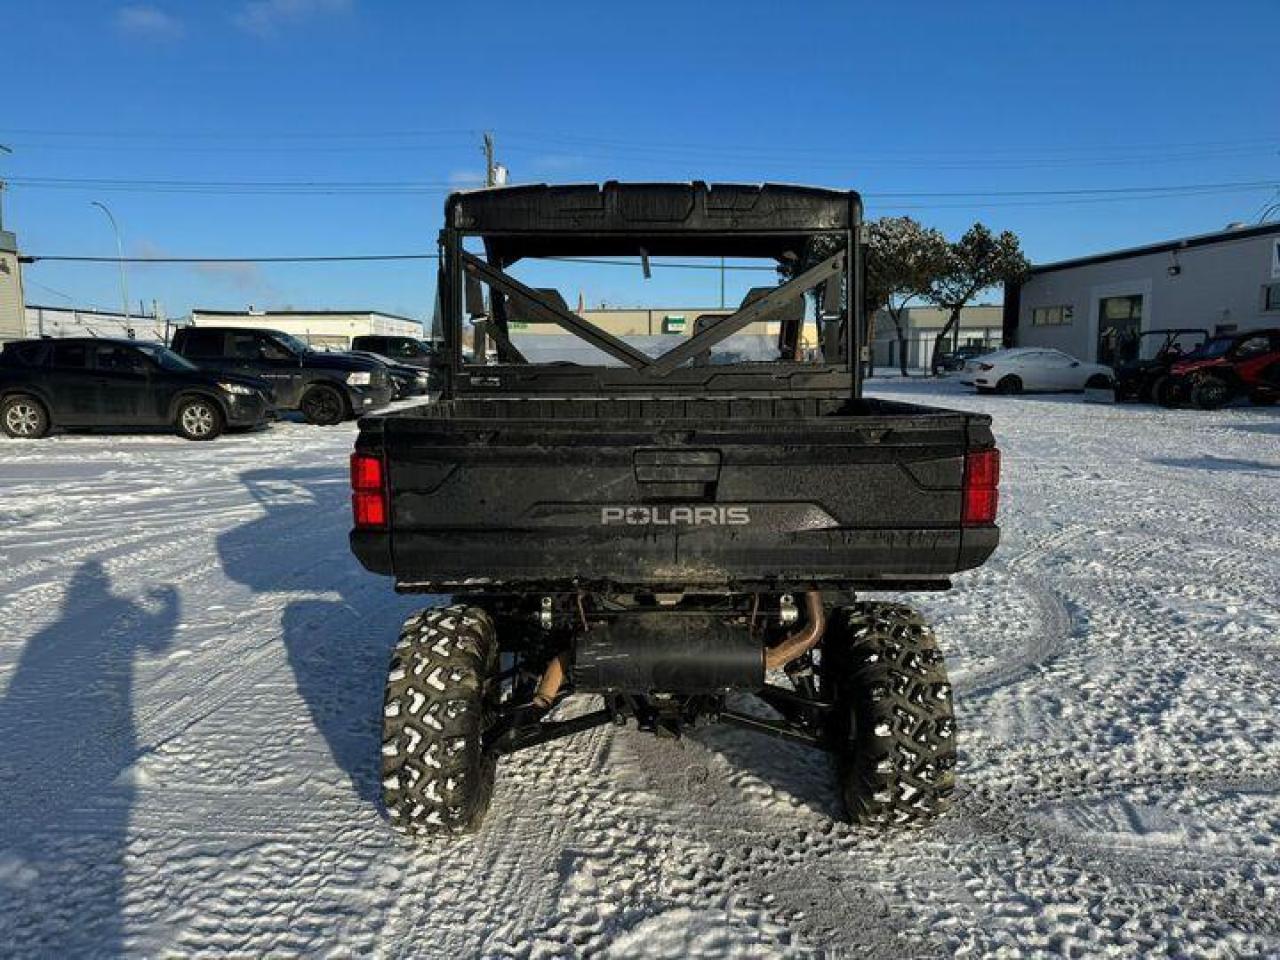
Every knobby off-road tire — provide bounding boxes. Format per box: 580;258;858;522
1190;375;1233;410
824;603;957;827
1151;374;1179;408
382;605;499;837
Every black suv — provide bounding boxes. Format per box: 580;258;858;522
171;326;394;424
0;337;273;440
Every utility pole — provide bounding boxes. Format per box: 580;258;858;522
90;200;130;324
0;144;11;228
482;132;508;187
483;132;496;187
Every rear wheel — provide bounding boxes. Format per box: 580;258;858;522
1;394;51;439
1152;374;1179;407
995;375;1022;395
382;605;499;837
175;396;224;441
1190;376;1233;410
823;603;957;826
1085;373;1112;390
299;384;347;425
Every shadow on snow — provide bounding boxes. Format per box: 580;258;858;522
0;561;178;957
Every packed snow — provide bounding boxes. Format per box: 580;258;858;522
1;380;1278;958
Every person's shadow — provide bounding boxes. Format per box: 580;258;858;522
0;561;177;958
215;467;424;812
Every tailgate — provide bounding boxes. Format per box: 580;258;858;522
351;403;998;590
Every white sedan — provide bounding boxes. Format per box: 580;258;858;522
966;347;1113;394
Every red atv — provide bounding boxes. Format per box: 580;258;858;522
1157;329;1280;409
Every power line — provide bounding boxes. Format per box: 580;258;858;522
20;251;777;271
22;252;441;264
3;176;474;195
4;174;1274;200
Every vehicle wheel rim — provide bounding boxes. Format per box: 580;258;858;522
6;403;40;436
182;404;214;436
306;391;340;422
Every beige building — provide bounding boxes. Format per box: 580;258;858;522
869;304;1004;370
507;305;819;349
189;309;424;349
0;207;24;343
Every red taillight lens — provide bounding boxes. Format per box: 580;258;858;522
350;452;387;529
963;448;1000;526
352;491;387;528
350;451;384;491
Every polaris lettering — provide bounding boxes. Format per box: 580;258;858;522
600;506;750;526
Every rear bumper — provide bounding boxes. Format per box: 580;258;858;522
350;525;1000;591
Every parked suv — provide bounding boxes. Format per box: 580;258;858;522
171;327;394;424
0;337;273;440
1159;328;1280;409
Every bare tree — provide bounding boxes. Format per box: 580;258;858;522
925;224;1029;375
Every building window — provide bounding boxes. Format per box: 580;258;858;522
1031;305;1073;326
1264;282;1280;312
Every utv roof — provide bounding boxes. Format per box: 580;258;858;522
446;181;861;262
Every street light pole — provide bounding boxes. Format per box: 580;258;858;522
90;200;130;323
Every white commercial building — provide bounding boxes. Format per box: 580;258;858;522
23;305;168;342
868;305;1004;370
188;309;424;349
1010;222;1280;366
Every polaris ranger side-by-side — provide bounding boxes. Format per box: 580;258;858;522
349;182;1001;835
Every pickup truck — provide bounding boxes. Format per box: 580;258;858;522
349;182;1001;837
170;325;394;424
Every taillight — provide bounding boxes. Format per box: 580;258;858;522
962;448;1000;526
350;451;388;529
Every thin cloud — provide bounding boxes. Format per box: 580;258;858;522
135;241;278;299
234;0;351;36
115;4;185;41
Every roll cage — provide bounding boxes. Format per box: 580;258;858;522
436;181;864;399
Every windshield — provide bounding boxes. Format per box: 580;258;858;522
1194;337;1235;359
136;342;198;371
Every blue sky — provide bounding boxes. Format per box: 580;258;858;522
2;0;1278;323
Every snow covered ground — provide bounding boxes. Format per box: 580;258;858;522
1;381;1278;958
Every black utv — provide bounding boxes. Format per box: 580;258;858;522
349;182;1001;835
1112;328;1208;403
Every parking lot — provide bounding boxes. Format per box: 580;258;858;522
1;381;1278;958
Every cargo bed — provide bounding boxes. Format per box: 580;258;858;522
351;396;999;591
